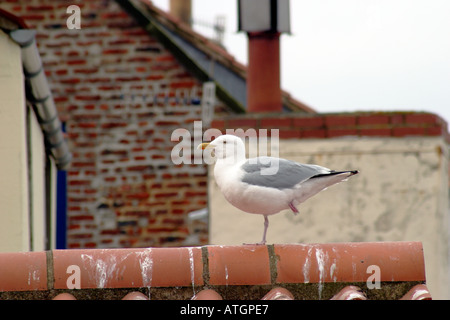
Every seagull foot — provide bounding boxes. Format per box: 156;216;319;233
243;241;266;246
289;202;299;215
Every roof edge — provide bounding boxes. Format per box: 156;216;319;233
0;241;426;294
0;8;29;30
116;0;245;114
117;0;315;114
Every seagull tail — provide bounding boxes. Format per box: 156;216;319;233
294;170;359;204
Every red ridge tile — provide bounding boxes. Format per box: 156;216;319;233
274;242;425;284
207;245;271;285
149;247;203;287
0;242;428;295
53;247;203;289
0;252;47;291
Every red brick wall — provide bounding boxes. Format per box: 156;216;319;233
212;112;449;141
3;0;218;248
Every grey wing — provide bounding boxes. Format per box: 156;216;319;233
240;157;330;189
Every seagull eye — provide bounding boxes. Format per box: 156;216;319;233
223;141;227;144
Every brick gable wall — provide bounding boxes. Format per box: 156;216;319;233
3;0;225;248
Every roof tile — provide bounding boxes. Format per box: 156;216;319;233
0;242;430;299
43;284;431;300
330;286;367;300
53;247;203;289
261;287;294;300
207;245;271;286
0;251;47;292
400;284;432;300
52;293;77;300
122;291;150;300
192;289;223;300
274;242;425;284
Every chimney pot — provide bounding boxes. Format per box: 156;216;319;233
247;32;282;113
169;0;192;26
238;0;290;113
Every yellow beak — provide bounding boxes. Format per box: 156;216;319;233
198;142;213;150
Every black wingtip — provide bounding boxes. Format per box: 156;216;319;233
311;170;359;179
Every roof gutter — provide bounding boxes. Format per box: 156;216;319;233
10;29;72;170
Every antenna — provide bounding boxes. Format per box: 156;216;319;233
192;15;226;45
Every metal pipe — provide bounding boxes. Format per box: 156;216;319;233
10;29;72;170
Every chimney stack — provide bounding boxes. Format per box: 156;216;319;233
247;31;281;113
238;0;290;113
170;0;192;26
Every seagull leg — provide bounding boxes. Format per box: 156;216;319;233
289;201;299;215
259;215;269;245
243;215;269;245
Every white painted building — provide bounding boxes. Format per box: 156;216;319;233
0;16;71;252
208;125;449;299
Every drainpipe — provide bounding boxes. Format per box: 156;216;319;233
10;29;72;170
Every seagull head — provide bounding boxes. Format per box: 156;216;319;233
198;134;246;162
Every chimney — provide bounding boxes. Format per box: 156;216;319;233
170;0;192;26
247;31;281;113
238;0;290;113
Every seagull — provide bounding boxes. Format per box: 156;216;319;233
198;134;359;245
